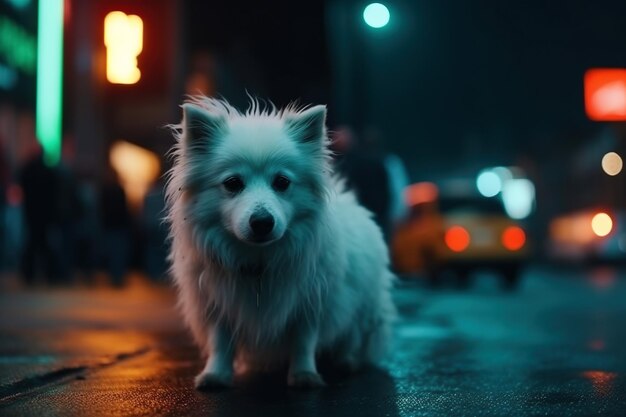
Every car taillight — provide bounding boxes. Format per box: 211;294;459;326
445;226;470;252
502;226;526;251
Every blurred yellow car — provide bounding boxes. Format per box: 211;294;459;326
392;184;528;288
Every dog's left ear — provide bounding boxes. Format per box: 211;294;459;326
285;105;327;145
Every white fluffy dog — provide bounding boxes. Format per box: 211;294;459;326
165;97;395;389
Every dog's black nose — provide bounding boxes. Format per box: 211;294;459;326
249;211;275;237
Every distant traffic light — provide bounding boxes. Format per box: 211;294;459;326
363;3;390;29
104;11;143;84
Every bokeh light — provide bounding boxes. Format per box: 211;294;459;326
502;179;535;219
601;152;623;176
363;3;390;28
492;166;513;182
404;182;439;206
476;170;502;197
585;68;626;121
591;212;613;237
502;226;526;251
104;11;143;84
445;226;470;252
110;141;160;210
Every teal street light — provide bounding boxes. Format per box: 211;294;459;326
363;3;390;29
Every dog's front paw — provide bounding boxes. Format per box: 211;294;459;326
288;371;326;388
194;371;233;390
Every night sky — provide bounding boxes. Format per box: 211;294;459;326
185;0;330;108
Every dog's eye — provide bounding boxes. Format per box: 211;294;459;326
272;175;291;192
222;176;245;193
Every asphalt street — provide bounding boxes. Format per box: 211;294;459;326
0;265;625;416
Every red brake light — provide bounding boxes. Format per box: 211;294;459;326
502;226;526;251
445;226;470;252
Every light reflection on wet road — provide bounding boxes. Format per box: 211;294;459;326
0;266;625;416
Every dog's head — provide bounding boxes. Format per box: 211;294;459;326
174;99;331;249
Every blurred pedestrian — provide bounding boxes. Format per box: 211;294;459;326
74;174;100;283
141;176;169;281
0;144;7;271
18;147;60;284
332;127;392;240
99;165;132;286
384;152;410;230
54;158;83;283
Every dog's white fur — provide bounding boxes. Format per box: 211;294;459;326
165;96;395;388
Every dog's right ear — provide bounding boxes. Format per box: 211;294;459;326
284;105;327;145
182;103;227;150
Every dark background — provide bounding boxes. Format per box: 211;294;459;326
185;0;626;179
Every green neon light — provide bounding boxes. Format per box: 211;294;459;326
36;0;64;166
0;17;37;74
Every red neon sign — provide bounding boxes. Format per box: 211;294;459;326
585;68;626;121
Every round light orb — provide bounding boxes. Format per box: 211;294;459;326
591;212;613;237
476;170;502;197
601;152;623;176
363;3;390;28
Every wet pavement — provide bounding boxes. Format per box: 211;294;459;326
0;266;625;416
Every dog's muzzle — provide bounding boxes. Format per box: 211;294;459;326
249;209;275;241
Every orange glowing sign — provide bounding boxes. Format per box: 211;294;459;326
584;68;626;121
104;11;143;84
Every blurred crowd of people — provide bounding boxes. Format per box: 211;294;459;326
0;146;168;287
0;126;408;287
